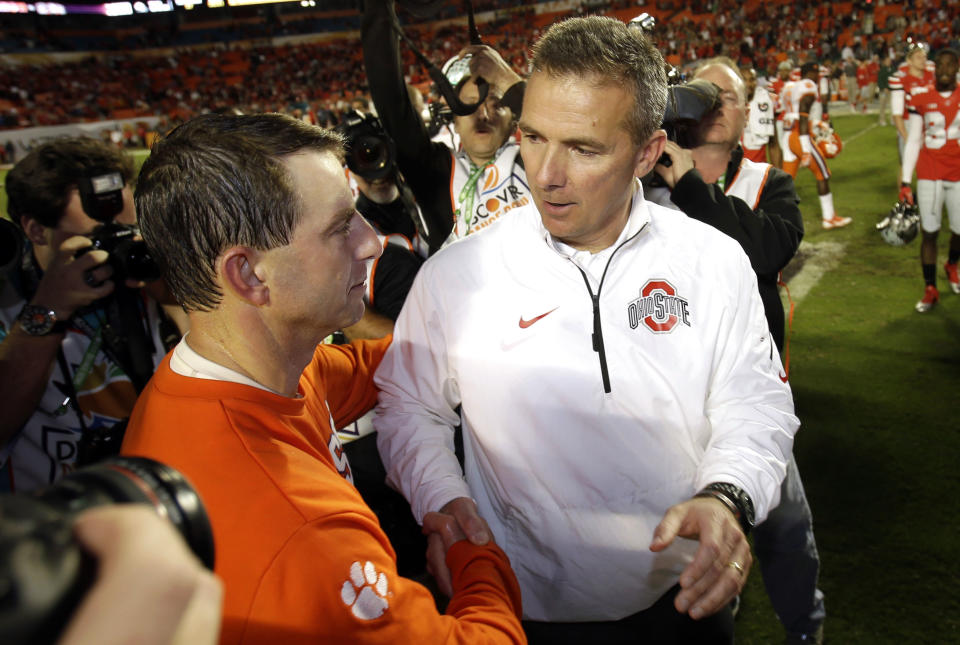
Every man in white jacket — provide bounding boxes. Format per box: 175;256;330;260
375;16;799;644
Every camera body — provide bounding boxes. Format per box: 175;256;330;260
0;457;214;645
85;221;162;283
75;171;161;283
337;111;398;181
661;78;723;150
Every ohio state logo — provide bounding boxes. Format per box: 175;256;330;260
627;279;691;333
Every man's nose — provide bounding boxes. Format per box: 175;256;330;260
536;146;566;189
353;212;382;262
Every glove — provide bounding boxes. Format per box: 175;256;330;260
899;183;914;205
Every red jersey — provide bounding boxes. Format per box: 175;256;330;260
908;85;960;181
890;66;936;117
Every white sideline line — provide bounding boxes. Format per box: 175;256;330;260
842;122;879;144
781;240;846;306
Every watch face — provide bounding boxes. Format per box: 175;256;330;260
20;305;57;335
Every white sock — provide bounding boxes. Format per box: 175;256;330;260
820;193;835;220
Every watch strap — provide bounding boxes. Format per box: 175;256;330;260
694;482;756;535
18;304;69;336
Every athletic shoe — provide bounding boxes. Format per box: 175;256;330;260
822;215;852;229
945;262;960;294
915;284;940;313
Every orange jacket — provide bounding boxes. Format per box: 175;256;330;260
122;339;524;644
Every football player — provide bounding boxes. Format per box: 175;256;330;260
780;62;851;229
900;48;960;312
740;66;776;163
891;42;935;151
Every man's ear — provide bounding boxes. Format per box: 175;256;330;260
634;129;668;178
20;215;49;246
220;247;269;306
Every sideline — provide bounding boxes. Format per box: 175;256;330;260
842;122;880;145
781;240;846;306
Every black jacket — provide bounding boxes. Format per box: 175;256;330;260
668;147;804;351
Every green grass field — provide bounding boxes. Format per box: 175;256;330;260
1;119;957;643
736;114;960;644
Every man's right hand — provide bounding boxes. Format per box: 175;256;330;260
899;183;915;206
31;235;116;321
422;497;492;597
440;496;491;545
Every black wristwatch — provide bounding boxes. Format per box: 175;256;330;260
694;482;756;535
18;304;68;336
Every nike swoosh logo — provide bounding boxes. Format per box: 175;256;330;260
778;371;788;383
519;307;558;329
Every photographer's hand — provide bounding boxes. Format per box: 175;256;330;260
460;44;522;96
32;235;116;321
58;505;223;645
0;235;119;446
653;141;696;189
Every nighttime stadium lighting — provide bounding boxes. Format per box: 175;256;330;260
104;2;133;16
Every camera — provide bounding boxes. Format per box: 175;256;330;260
75;171;161;283
85;221;162;283
0;456;215;645
661;78;723;150
337;111;398;181
0;217;25;276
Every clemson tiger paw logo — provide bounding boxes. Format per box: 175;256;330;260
340;561;389;620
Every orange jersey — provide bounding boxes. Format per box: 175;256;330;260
122;339;525;645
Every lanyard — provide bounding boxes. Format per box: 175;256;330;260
52;322;103;417
456;160;492;237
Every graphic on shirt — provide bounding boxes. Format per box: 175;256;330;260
627;279;691;334
518;307;558;328
909;86;960;181
474;165;529;231
327;410;354;483
340;561;389;620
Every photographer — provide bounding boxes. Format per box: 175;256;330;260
648;58;824;645
0;137;180;492
338;111;426;341
361;0;529;250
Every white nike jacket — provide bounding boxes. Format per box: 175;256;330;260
374;181;799;621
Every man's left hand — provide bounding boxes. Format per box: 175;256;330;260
649;496;751;619
653;141;696;189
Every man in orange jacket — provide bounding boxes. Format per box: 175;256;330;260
121;113;525;645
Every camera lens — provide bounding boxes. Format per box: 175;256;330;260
0;457;214;645
40;457;215;569
111;239;162;282
348;133;395;180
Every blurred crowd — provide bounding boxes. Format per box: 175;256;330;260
0;0;957;138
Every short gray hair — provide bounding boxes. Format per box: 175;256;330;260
530;16;667;145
